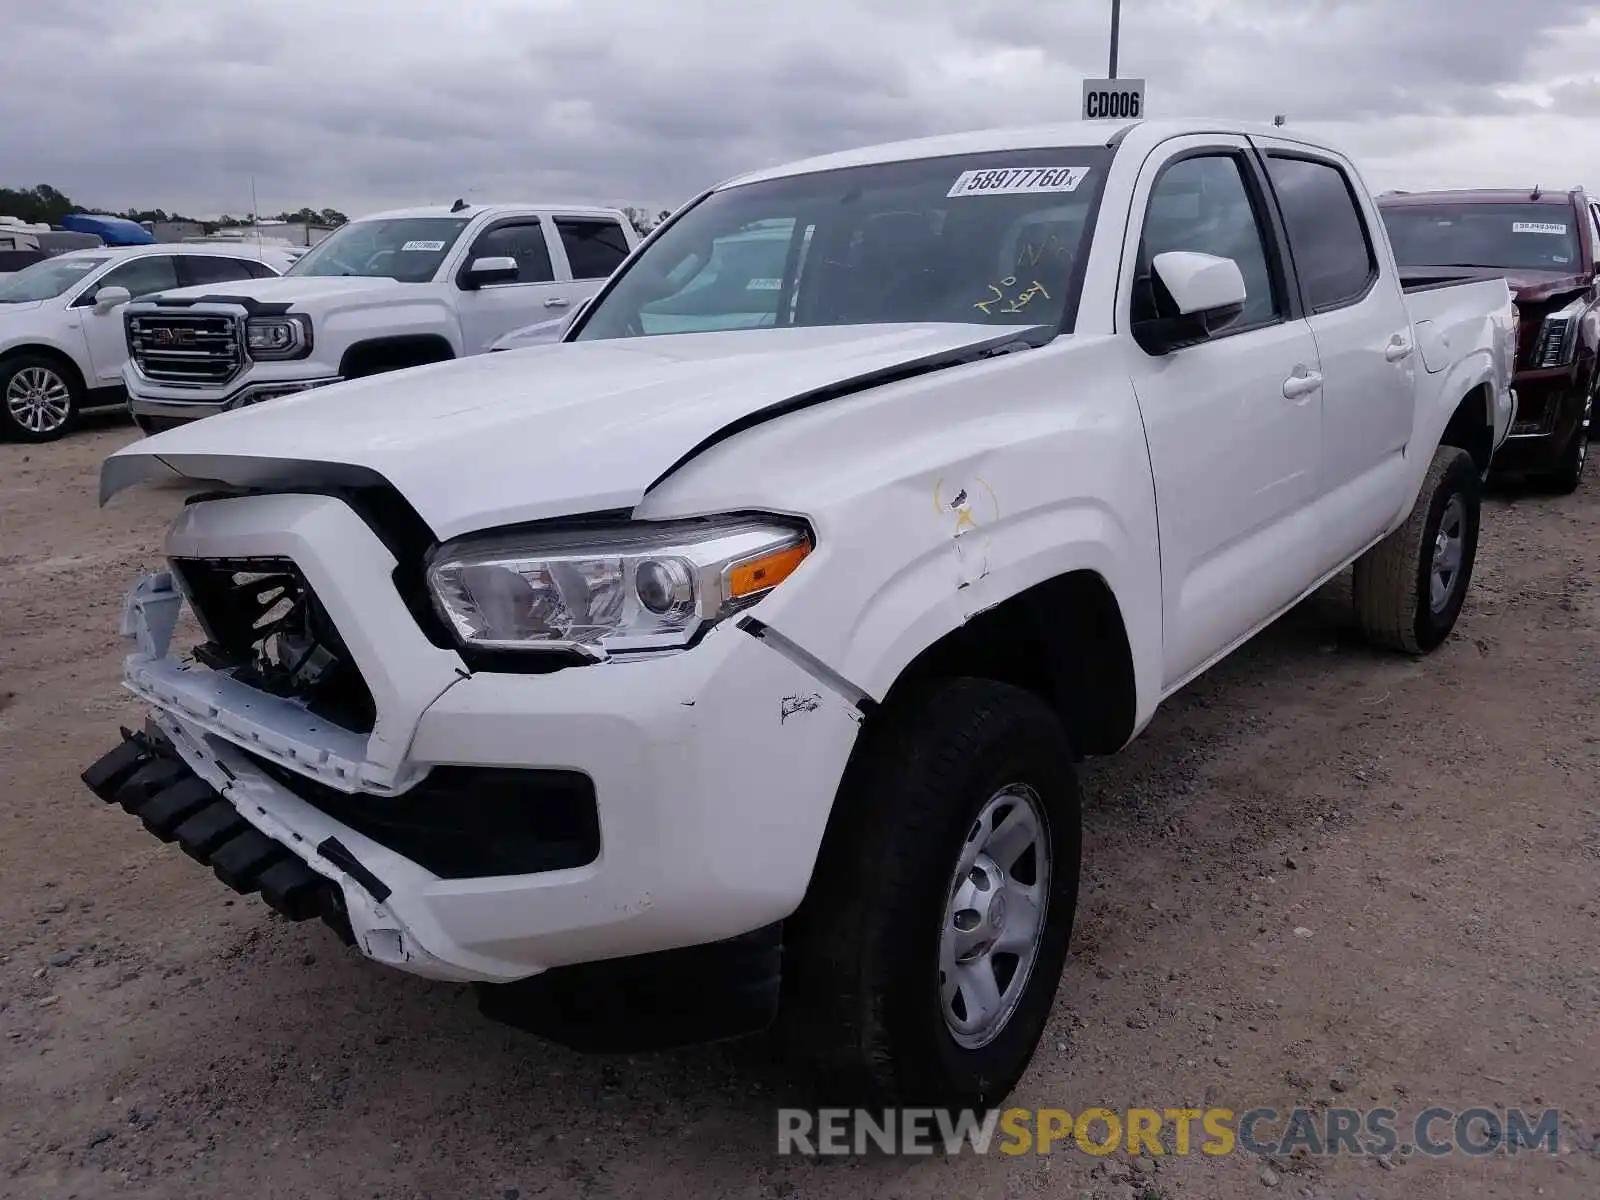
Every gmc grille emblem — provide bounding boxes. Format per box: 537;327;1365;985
151;327;195;346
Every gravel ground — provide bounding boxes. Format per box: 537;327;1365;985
1;419;1596;1200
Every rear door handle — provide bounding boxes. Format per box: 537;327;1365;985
1282;368;1324;400
543;296;570;308
1385;335;1413;362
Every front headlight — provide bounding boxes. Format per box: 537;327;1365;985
245;314;312;360
425;516;812;656
1531;297;1584;369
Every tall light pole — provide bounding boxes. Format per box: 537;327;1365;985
1108;0;1122;78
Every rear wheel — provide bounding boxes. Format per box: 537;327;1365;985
1;355;80;442
1353;444;1481;654
782;677;1082;1110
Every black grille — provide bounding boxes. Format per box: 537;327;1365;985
242;752;602;880
127;312;244;386
170;556;377;735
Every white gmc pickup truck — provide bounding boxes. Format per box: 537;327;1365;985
119;202;639;431
87;119;1515;1110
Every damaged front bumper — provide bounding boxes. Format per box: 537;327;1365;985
90;491;865;999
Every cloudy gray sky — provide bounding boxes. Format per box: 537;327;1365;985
7;0;1600;219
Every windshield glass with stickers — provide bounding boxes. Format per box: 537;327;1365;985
286;217;472;282
1380;203;1584;273
574;148;1112;339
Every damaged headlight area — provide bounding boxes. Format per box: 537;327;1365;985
425;516;812;656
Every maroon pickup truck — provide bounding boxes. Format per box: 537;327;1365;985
1378;187;1595;493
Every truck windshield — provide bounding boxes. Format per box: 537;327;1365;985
1381;203;1584;273
0;255;108;302
286;217;471;282
573;148;1111;340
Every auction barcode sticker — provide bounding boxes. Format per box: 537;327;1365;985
401;239;447;251
1512;222;1567;236
948;166;1089;198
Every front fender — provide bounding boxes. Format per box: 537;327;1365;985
636;335;1166;731
320;294;463;356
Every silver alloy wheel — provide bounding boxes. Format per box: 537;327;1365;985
1429;493;1465;613
5;366;72;435
939;783;1051;1049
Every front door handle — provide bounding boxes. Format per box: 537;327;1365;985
543;296;570;308
1384;335;1413;362
1282;368;1324;400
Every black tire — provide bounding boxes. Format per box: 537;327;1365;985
782;677;1082;1110
1352;444;1481;654
0;353;82;443
1536;401;1590;495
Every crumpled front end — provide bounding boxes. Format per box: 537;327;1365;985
82;487;864;1014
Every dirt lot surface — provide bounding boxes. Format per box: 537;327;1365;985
1;420;1596;1200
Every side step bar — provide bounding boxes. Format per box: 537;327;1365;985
81;726;354;940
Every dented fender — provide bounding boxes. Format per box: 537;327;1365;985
637;334;1167;731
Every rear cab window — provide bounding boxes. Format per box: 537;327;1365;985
1263;154;1377;311
555;218;632;280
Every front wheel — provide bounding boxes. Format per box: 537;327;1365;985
782;677;1082;1110
0;355;81;442
1353;444;1482;654
1537;395;1590;495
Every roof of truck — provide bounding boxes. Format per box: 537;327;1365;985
354;202;628;222
721;119;1353;188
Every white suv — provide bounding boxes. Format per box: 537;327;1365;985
0;244;295;442
120;203;640;431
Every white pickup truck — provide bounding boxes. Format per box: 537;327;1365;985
119;202;639;431
87;119;1515;1110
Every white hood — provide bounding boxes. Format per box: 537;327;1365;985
142;275;417;306
102;322;1045;540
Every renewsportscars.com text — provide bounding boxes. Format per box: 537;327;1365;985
777;1106;1562;1158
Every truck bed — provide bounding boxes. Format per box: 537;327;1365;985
1400;275;1516;376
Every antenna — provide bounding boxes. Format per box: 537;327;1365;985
450;197;469;213
1531;183;1542;200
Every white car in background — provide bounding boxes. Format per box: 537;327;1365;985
119;203;640;431
0;244;296;442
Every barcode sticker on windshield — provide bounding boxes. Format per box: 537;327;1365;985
401;239;446;251
1512;222;1567;235
948;167;1089;198
745;278;781;290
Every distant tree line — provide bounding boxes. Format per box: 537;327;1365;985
0;184;349;232
4;183;671;238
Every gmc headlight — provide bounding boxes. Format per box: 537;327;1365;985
246;315;312;360
1531;297;1584;369
426;516;812;656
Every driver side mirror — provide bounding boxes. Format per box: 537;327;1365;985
1132;251;1247;355
461;256;520;289
91;285;132;314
